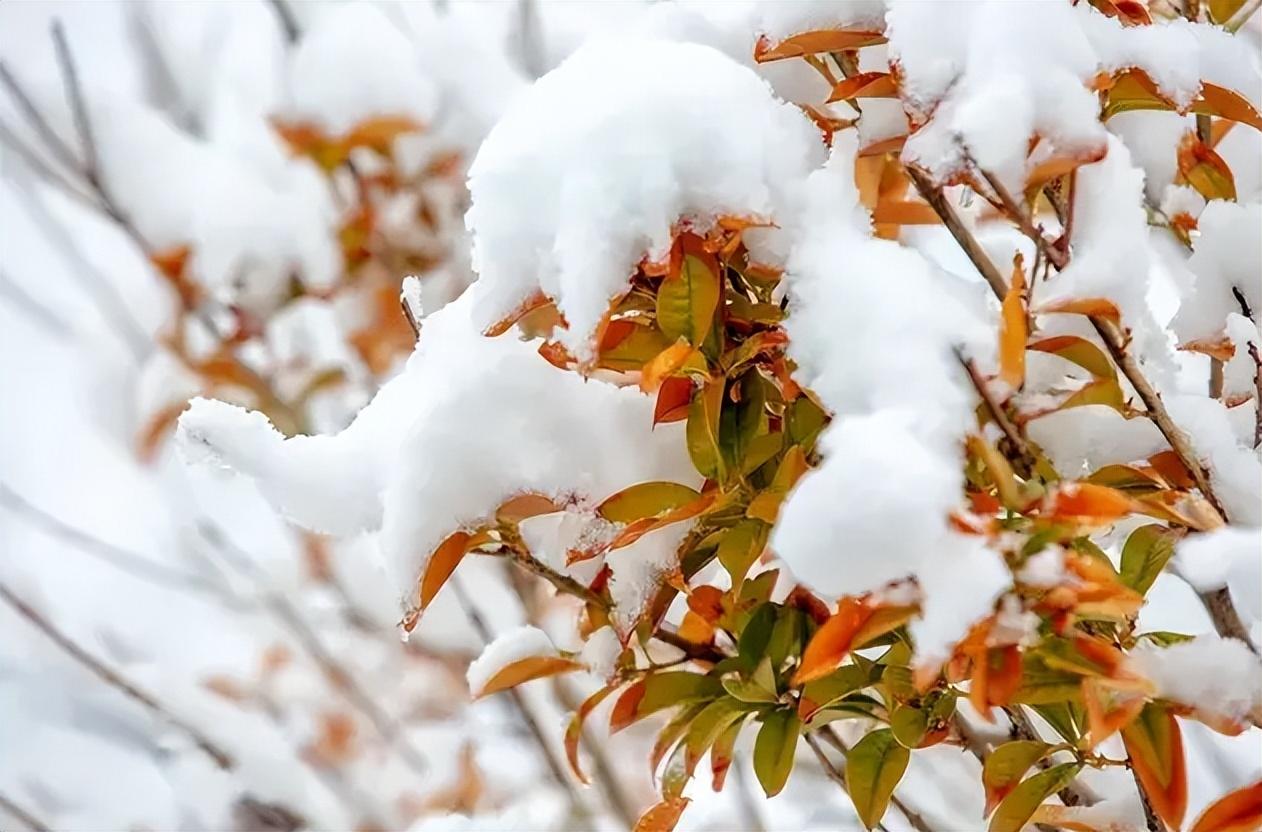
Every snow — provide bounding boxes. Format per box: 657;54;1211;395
1178;527;1262;622
1130;635;1262;723
283;3;438;135
465;38;824;357
1172;201;1262;345
578;626;623;681
178;291;701;613
466;625;557;697
1167;394;1262;527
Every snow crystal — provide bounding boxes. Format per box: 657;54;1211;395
465;38;824;357
1178;527;1262;622
1130;635;1262;723
466;625;558;697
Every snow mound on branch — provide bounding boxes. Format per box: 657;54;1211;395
466;626;557;696
1178;527;1262;622
1171;200;1262;344
772;135;1005;665
1130;635;1262;723
755;0;887;40
284;3;438;134
178;291;700;612
892;0;1261;189
465;39;825;357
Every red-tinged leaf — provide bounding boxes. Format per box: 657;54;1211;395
1090;0;1153;25
1083;676;1148;748
754;30;887;62
983;740;1051;817
710;717;746;791
473;654;584;698
598;481;703;524
609;679;647;733
1036;296;1122;326
655;376;693;425
537;339;575;369
641;339;697;393
1042;482;1135;525
1191;781;1262;832
634;797;690;832
970;645;1023;718
485;290;553;337
1178;131;1237;202
418;531;473;611
794;596;872;685
827;71;897;102
850;605;917;652
1123;703;1188;832
1147;451;1196;490
1000;253;1027;391
1028;335;1117;381
604;493;716;553
496;493;564;524
1195;83;1262;133
686;585;725;623
565;684;618;784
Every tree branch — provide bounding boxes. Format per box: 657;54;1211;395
0;791;51;832
0;581;234;769
906;166;1008;300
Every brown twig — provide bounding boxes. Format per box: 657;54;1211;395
0;581;234;769
907;166;1009;300
0;791;52;832
956;350;1036;471
979;168;1066;271
818;728;936;832
266;0;301;44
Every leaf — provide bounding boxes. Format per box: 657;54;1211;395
598;482;704;524
989;763;1083;832
828;72;898;102
1028;335;1117;382
890;704;928;749
710;716;748;791
982;741;1051;817
473;654;584;698
1122;703;1188;832
599;324;673;371
747;444;811;522
871;200;942;226
658;254;721;346
655;376;693;425
684;698;750;773
496;493;564;525
1191;781;1262;832
799;664;877;721
738;603;778;668
418;531;473;611
754;29;887;62
604;492;715;553
1042;483;1134;526
641;339;698;393
651;702;707;774
1036;297;1122;326
1208;0;1249;24
610;679;648;733
753;709;801;797
717;519;770;583
686;381;725;480
1178;131;1237;202
1119;524;1176;596
634;672;724;724
565;684;617;784
846;729;911;830
1194;83;1262;132
634;797;690;832
795;597;873;684
1000;253;1027;391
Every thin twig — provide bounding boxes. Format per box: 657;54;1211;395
266;0;301;44
0;791;51;832
0;61;81;169
0;118;98;207
448;576;596;827
978;168;1066;270
0;581;234;769
956;350;1036;471
0;268;73;339
906;166;1008;299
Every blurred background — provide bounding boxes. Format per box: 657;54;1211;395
0;2;857;830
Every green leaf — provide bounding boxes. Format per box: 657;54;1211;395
740;569;779;605
890;704;928;749
1029;702;1085;745
686;382;725;480
723;675;779;705
1012;654;1086;706
651;702;707;774
988;763;1082;832
1120;524;1176;596
658;254;721;346
710;714;748;790
684;698;751;772
1137;631;1195;647
846;729;910;830
982;740;1050;816
660;736;692;800
598;482;703;524
786;396;827;448
738;603;777;669
800;664;877;718
767;607;807;670
753;708;800;797
640;672;723;718
720;371;768;469
599;325;672;371
717;519;770;583
1028;335;1116;382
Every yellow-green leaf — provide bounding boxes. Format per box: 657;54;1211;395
658;254;721;346
1120;524;1176;596
686;382;725;480
753;709;800;797
717;518;770;583
982;740;1051;817
846;728;910;830
989;763;1082;832
1028;335;1117;382
598;481;703;524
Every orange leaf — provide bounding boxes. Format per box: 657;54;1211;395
565;684;617;784
828;71;897;102
794;596;872;685
1179;335;1237;362
871;200;942;226
1083;676;1147;748
473;655;584;698
634;797;691;832
1036;297;1122;326
1123;705;1188;832
485;290;553;337
754;30;887;62
1025;148;1106;192
687;585;725;623
1147;451;1196;490
609;679;647;734
677;610;716;644
1195;83;1262;133
605;493;716;553
1190;781;1262;832
999;253;1027;392
1042;482;1135;525
859;134;908;157
342;115;423;155
418;531;473;611
1178;131;1237;202
641;339;697;393
654;376;693;425
496;493;564;524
